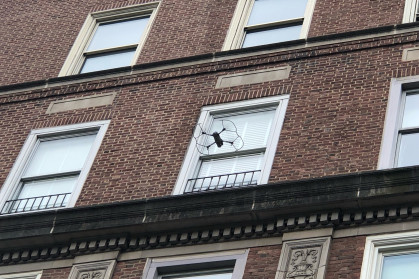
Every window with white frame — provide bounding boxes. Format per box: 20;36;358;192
0;271;42;279
0;121;109;214
143;250;248;279
59;3;159;76
360;231;419;279
223;0;316;50
394;91;419;167
173;96;289;195
403;0;419;23
378;76;419;169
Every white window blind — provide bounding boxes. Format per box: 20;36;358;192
12;133;96;212
193;108;275;189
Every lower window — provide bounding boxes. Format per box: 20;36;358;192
144;250;248;279
360;231;419;279
381;252;419;279
0;121;110;214
0;271;42;279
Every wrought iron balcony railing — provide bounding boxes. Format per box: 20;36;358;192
184;170;261;193
1;193;71;215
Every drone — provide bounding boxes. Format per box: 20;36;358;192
193;119;244;155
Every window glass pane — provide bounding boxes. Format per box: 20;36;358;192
198;153;263;178
242;25;302;48
11;176;77;212
87;17;150;51
382;253;419;279
402;93;419;128
80;49;136;73
247;0;308;26
207;109;275;154
397;133;419;167
24;134;96;177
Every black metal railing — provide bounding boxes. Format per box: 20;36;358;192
184;170;261;193
1;193;71;214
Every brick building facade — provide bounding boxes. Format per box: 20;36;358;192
1;0;419;278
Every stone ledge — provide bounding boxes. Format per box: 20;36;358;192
1;166;419;252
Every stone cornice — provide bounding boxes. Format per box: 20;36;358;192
1;166;419;260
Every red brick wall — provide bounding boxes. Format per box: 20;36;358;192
41;267;71;279
0;0;408;87
243;245;282;279
325;236;366;279
0;36;417;204
309;0;405;37
113;259;147;279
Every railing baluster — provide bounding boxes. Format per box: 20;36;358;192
0;193;72;215
184;170;261;194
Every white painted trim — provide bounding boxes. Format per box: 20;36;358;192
222;0;317;50
360;231;419;279
378;75;419;169
403;0;418;23
0;120;110;214
0;271;42;279
172;95;289;195
143;249;249;279
59;3;160;76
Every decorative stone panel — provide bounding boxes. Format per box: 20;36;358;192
275;237;331;279
215;66;291;88
68;260;116;279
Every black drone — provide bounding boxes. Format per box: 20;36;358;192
193;119;244;155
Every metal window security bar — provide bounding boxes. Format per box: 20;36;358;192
184;170;261;193
1;192;71;214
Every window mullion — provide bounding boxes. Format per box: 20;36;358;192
245;17;304;30
84;43;139;56
21;170;81;182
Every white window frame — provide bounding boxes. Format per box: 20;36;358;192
0;271;42;279
143;250;248;279
403;0;419;23
173;95;289;195
0;120;110;214
59;3;160;76
222;0;317;50
360;231;419;279
378;75;419;169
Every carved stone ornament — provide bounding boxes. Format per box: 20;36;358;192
68;260;116;279
79;271;105;279
286;248;320;279
276;237;331;279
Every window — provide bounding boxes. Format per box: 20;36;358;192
360;231;419;279
403;0;419;23
174;96;289;195
0;271;42;279
143;250;248;279
394;91;419;167
0;121;109;214
59;3;159;76
378;76;419;169
223;0;316;50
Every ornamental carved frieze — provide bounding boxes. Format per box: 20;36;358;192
286;248;320;279
68;260;116;279
79;271;105;279
276;237;331;279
